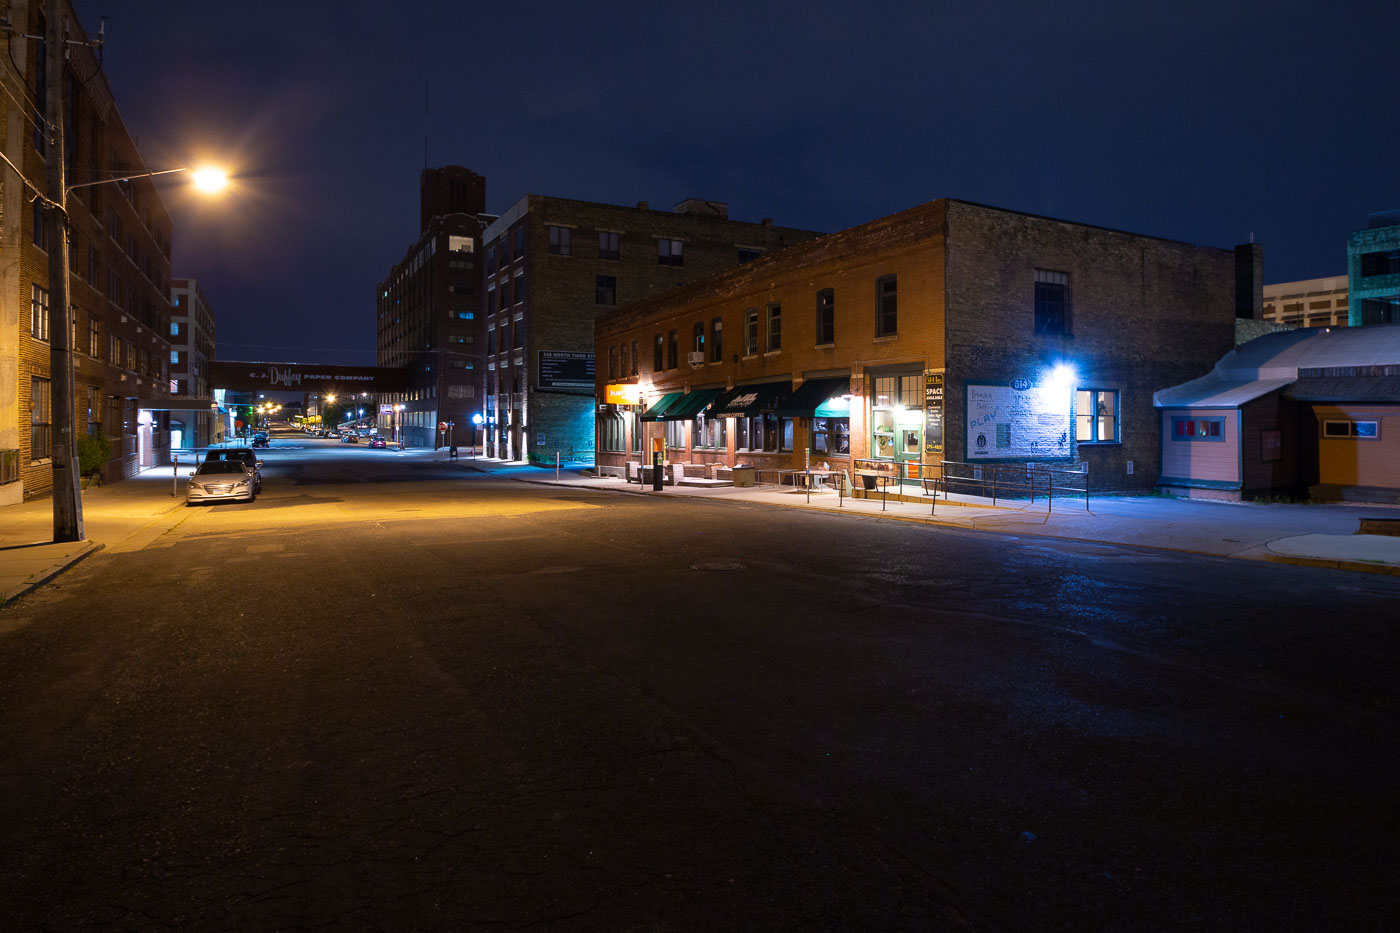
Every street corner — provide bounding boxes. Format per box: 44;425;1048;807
1262;533;1400;576
1;540;104;609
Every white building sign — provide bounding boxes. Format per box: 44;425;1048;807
965;382;1073;460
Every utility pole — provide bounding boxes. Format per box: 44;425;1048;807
45;0;83;541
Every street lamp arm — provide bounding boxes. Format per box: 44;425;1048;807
66;167;191;193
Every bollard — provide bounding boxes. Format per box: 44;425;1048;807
556;451;561;481
173;453;179;498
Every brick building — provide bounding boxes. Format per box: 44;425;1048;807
1;0;176;505
169;278;220;448
1262;276;1348;328
595;199;1261;493
478;196;820;461
376;166;495;448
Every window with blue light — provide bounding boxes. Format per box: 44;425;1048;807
1075;389;1118;443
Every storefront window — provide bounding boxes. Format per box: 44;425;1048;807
812;417;850;455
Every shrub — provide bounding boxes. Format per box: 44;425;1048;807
76;433;112;477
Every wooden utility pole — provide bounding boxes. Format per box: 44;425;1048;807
45;0;83;541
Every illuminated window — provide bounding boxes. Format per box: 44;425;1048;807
1322;419;1379;439
1075;389;1119;443
1171;416;1224;441
30;285;49;342
30;377;52;460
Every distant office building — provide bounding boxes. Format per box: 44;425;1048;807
479;196;820;461
1262;276;1349;328
1;0;177;504
376;166;496;448
169;278;220;447
1347;211;1400;326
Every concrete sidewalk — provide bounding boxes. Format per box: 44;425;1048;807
465;457;1400;577
1;466;190;607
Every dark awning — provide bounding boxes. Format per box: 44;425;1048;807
708;381;793;418
774;377;850;417
655;387;724;422
639;392;683;421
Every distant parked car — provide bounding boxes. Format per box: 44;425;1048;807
186;460;255;505
251;432;269;447
340;432;358;443
368;436;387;449
203;448;263;492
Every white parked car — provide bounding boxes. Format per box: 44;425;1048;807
186;460;256;505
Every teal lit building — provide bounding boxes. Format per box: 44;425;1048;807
1348;211;1400;326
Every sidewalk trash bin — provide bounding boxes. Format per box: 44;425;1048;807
861;473;877;491
732;465;756;487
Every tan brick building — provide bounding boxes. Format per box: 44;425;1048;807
2;0;176;504
595;199;1259;493
479;196;819;461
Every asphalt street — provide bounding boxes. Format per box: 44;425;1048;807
1;432;1396;931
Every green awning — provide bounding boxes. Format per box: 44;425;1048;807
654;387;724;422
639;392;683;422
774;377;850;417
708;381;793;418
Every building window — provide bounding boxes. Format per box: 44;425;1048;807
665;419;687;449
547;225;571;255
766;303;782;352
514;273;526;304
737;247;762;263
608;345;618;379
1322;419;1379;439
33;202;47;250
631;339;640;376
1360;297;1400;325
86;386;100;438
744;308;758;356
599;231;620;260
815;288;835;345
171;349;180;364
653;334;664;372
693;413;726;449
89;320;100;357
30;377;52;460
692;322;705;354
1075;389;1119;443
1034;269;1071;336
657;238;684;266
513;320;523;349
1171;416;1224;441
596;275;617;306
514;228;525;258
454;310;474;320
710;317;723;362
598;412;626;452
875;275;897;337
812;417;851;455
667;329;679;369
486;247;496;274
1359;249;1400;277
487;286;496;314
449;334;473;345
30;285;49;341
487;328;496;354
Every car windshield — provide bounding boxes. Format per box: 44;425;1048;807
197;461;248;475
205;451;255;463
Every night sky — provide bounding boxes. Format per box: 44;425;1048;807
72;0;1399;365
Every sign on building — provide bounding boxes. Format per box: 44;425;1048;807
965;381;1072;460
537;351;595;394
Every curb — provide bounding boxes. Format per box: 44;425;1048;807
1257;553;1400;577
1;541;105;609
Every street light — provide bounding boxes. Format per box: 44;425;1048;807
35;1;229;541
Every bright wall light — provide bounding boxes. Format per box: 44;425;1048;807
1047;363;1076;389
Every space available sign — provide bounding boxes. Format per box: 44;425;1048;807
965;381;1072;460
537;351;595;393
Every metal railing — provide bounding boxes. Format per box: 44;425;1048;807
851;458;1090;512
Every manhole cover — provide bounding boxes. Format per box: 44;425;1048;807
691;561;745;572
